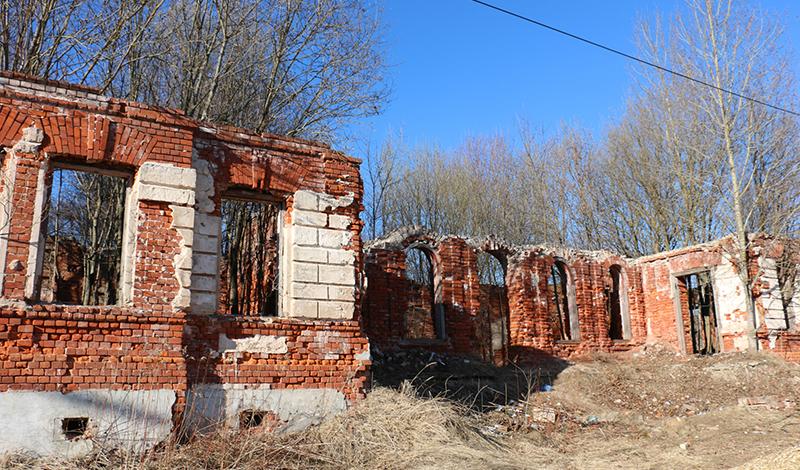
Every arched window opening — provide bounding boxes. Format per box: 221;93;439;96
548;260;578;341
477;251;509;365
404;246;444;340
607;265;631;340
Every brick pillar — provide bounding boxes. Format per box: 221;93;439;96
0;126;45;300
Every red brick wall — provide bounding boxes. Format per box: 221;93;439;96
758;331;800;362
185;317;370;401
0;306;184;393
364;233;647;364
0;72;370;428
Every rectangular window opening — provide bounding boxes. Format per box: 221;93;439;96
219;196;280;316
41;166;128;305
61;417;89;440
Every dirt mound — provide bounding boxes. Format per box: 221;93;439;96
538;349;800;418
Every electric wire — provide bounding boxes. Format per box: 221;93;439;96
470;0;800;117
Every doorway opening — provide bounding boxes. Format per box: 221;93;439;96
477;251;509;365
677;272;719;355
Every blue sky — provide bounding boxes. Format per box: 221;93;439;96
349;0;800;153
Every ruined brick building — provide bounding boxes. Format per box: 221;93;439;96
363;227;800;365
0;73;799;457
0;73;368;455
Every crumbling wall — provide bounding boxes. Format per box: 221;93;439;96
364;228;800;363
363;229;482;356
636;236;800;356
0;72;368;457
364;228;646;363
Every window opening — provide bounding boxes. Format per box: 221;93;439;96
41;167;127;305
477;251;509;365
61;417;89;440
607;265;628;340
219;196;280;316
404;247;444;339
548;260;576;341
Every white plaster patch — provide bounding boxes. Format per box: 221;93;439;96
12;126;44;154
218;333;288;354
0;389;175;457
354;349;371;361
714;255;752;350
185;385;346;434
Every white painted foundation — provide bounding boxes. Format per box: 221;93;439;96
0;389;176;457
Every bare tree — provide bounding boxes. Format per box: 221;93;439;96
633;0;800;345
1;0;388;143
362;134;400;240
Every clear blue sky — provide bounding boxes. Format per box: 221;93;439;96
349;0;800;153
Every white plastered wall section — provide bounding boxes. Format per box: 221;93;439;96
757;255;798;331
0;389;176;457
713;252;753;351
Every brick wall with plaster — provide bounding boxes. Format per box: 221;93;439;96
0;72;368;457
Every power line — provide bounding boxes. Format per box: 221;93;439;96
469;0;800;117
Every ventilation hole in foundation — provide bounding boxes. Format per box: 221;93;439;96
62;417;88;440
239;410;266;429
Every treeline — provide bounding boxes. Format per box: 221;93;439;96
364;0;800;260
0;0;387;141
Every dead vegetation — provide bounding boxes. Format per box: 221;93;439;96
3;350;800;470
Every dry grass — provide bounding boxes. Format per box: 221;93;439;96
1;384;525;470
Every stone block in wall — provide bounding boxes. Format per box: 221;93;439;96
295;247;328;263
193;234;218;254
328;249;355;266
192;274;217;292
318;228;351;249
195;213;221;237
293;209;327;227
292;226;319;247
193;253;218;276
191;291;217;314
138;184;195;206
328;214;351;230
288;299;319;318
318;300;355;319
171;205;195;229
138;162;197;190
293;190;319;211
319;264;355;286
328;286;355;301
291;282;328;300
293;263;319;283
